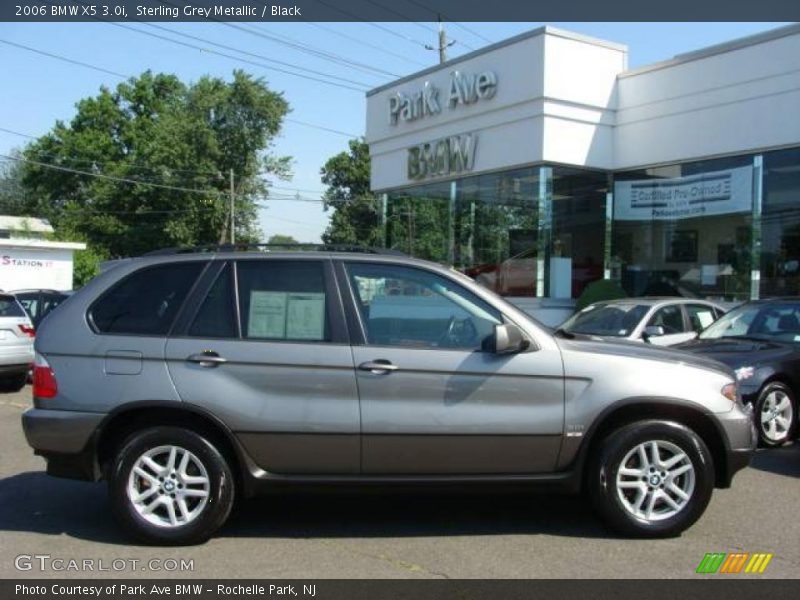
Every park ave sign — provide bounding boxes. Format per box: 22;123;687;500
388;70;498;125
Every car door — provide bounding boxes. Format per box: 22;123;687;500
643;304;696;346
164;258;361;475
339;260;564;475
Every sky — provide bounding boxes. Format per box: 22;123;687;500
0;20;788;242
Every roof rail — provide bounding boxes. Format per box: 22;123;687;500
142;243;407;257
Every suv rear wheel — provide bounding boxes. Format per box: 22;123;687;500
589;420;714;537
109;426;235;545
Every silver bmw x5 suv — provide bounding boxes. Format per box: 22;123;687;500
22;246;756;544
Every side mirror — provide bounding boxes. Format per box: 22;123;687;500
642;325;665;341
485;323;530;354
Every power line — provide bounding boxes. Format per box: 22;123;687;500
309;0;430;49
1;125;332;196
304;22;428;68
106;22;367;92
221;22;400;79
358;0;477;52
357;0;438;35
284;118;359;138
151;0;399;79
0;38;128;79
1;154;328;201
399;0;493;45
138;22;374;88
0;153;221;196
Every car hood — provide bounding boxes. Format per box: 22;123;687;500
557;335;735;379
676;337;794;368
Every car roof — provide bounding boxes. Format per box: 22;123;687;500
592;297;723;308
118;248;442;270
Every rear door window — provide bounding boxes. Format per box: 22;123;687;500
686;304;717;333
90;262;205;335
236;260;329;342
188;264;238;339
647;305;686;334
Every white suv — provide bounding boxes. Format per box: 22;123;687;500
0;292;35;391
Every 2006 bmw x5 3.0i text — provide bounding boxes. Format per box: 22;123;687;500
22;247;756;544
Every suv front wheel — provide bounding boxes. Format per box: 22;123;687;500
589;420;714;537
109;426;235;545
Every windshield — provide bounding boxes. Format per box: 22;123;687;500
561;303;650;337
699;303;800;342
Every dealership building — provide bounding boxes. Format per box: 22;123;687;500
365;24;800;321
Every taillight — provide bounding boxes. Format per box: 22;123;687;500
33;353;58;399
18;324;35;338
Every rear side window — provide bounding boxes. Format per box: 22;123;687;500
237;260;329;342
189;264;237;338
686;304;717;333
0;296;25;317
90;262;205;335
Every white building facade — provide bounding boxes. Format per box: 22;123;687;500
0;217;85;291
366;24;800;320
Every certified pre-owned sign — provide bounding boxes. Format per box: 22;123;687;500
389;71;497;125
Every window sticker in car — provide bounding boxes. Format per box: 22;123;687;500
286;293;326;340
247;291;326;340
248;291;288;338
697;311;714;329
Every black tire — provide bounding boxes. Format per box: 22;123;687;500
754;382;797;448
588;420;714;538
0;372;27;393
109;426;235;545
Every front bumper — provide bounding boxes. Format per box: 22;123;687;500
715;402;758;487
22;408;105;481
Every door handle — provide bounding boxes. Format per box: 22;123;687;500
358;360;398;374
186;351;228;368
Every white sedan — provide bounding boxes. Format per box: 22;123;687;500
559;297;727;346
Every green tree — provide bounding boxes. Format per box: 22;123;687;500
13;70;290;258
267;234;298;245
320;139;382;247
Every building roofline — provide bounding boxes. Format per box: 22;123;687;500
366;25;627;97
619;22;800;79
0;239;86;251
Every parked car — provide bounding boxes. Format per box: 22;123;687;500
11;289;71;329
559;298;726;346
0;292;35;392
678;298;800;447
22;246;755;544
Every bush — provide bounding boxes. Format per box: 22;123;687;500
576;279;627;311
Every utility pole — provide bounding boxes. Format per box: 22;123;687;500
425;15;455;64
229;168;235;245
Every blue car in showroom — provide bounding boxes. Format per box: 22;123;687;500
678;298;800;447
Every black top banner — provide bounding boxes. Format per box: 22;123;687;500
3;0;800;22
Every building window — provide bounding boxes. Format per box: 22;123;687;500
612;155;755;301
551;168;608;298
761;147;800;297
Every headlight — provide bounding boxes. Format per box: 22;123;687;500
734;366;755;381
721;382;738;402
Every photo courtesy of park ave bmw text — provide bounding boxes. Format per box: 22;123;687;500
0;1;799;598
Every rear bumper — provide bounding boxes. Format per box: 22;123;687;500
716;403;758;487
0;363;29;376
22;408;105;481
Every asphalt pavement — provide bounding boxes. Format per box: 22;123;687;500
1;386;798;579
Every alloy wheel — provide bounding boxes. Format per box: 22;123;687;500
126;445;211;528
615;440;696;522
760;389;794;443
